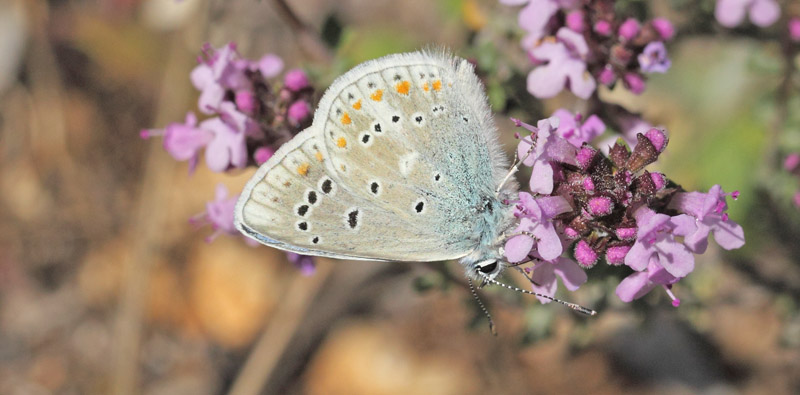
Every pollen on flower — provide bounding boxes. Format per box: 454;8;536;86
352;100;362;110
575;240;598;267
606;245;631;265
432;80;442;91
297;163;310;176
588;196;614;216
423;82;430;91
395;80;410;95
370;89;383;101
341;112;351;125
336;137;347;148
315;150;324;161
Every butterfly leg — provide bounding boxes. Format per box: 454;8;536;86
494;140;536;197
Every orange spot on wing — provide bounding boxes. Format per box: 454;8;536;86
352;99;362;110
296;163;310;176
432;80;442;91
336;137;347;148
341;112;351;125
423;82;430;91
395;80;410;95
370;89;383;101
315;150;323;161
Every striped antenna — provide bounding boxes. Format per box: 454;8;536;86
476;271;597;316
468;277;497;336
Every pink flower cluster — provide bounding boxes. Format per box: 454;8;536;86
141;42;317;273
501;0;675;98
503;111;745;305
141;42;314;174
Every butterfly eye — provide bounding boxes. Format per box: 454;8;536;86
477;260;498;274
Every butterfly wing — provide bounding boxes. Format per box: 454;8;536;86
235;51;512;261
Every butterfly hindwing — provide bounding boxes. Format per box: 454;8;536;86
236;51;511;261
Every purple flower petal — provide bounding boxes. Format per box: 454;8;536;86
257;54;284;78
533;221;563;260
505;235;534;262
654;234;695;277
552;257;587;291
616;270;656;302
527;58;569;99
518;0;560;48
710;218;745;250
625;238;651;271
749;0;780;27
530;159;555;194
715;0;749;27
531;261;558;303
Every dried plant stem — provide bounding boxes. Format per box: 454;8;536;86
110;36;197;395
227;262;333;395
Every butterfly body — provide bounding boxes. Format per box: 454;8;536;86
235;51;518;279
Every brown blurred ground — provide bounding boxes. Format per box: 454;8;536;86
0;0;798;394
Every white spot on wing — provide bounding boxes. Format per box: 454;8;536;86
399;152;419;177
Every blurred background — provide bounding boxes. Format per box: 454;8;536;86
1;0;799;394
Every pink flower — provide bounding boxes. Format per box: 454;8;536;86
565;10;585;32
618;18;641;41
190;43;251;114
515;117;577;194
200;102;255;172
651;18;675;40
625;207;696;278
594;20;612;36
235;91;256;113
529;257;587;304
254;146;274;165
574;240;598;267
785;153;800;172
527;27;597;99
551;108;606;147
284;69;310;92
668;185;746;253
287;100;312;124
638;42;671;74
715;0;780;28
256;54;284;78
142;112;212;174
501;0;579;48
504;193;572;262
790;18;800;42
191;184;239;242
616;256;681;304
624;73;645;94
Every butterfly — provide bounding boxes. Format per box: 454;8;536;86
234;50;518;281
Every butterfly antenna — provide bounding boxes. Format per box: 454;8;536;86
476;271;597;316
468;277;497;336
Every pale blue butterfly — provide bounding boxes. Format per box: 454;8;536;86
234;51;594;317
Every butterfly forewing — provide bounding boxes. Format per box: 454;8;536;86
236;52;510;262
